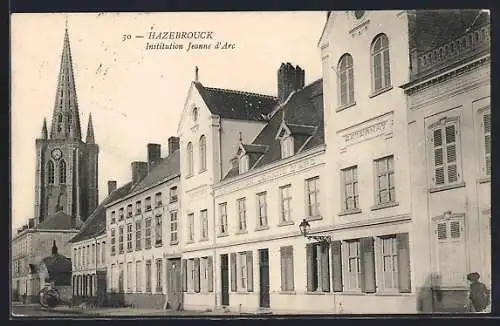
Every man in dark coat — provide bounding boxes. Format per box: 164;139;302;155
466;272;490;313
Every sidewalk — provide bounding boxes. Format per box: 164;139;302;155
47;306;242;317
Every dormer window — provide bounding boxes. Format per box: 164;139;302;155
281;136;294;159
239;154;249;174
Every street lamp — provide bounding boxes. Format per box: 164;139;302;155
299;219;332;244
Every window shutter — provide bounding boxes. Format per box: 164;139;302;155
287;246;295;291
331;241;343;292
194;258;200;293
306;244;314;292
207;256;214;292
397;233;411;293
280;247;286;291
181;259;187;292
321;244;330;292
360;237;376;293
230;253;237;292
246;251;253;292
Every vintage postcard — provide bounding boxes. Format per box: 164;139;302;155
10;10;491;317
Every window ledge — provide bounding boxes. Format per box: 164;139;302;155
479;176;491;184
305;291;330;295
235;230;248;235
234;291;252;295
254;225;270;232
198;238;209;242
306;215;323;222
279;291;296;295
170;241;179;245
340;290;363;295
185;174;193;179
336;102;357;112
185;240;195;244
369;85;393;98
375;291;413;296
370;201;399;211
199;168;207;174
337;208;362;216
154;243;163;248
145;208;152;212
127;249;133;253
217;233;229;238
429;181;466;193
135;248;142;252
277;220;295;227
145;246;152;250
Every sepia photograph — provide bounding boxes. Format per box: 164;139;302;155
10;10;491;317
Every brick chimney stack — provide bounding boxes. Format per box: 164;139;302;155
168;136;180;156
107;180;117;195
277;63;305;104
147;143;161;170
131;161;148;184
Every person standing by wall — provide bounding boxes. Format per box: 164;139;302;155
465;272;490;313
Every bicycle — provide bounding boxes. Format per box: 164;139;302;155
39;286;60;308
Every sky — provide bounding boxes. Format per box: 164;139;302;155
11;12;326;230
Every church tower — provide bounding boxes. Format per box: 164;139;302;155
33;24;99;226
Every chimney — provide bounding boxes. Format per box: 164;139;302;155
231;156;239;170
168;136;180;156
107;180;117;195
131;161;148;184
277;63;305;103
147;143;161;170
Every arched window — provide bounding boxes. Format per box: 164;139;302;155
57;114;63;132
192;107;198;122
67;113;72;133
371;34;391;92
187;142;193;176
199;135;207;172
338;54;355;106
47;160;55;184
59;160;67;184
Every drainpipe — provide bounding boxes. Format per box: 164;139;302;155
212;116;223;310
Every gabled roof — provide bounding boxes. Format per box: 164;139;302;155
34;211;77;230
68;181;134;243
239;144;268;155
223;78;324;180
277;123;317;139
194;82;278;122
129;149;180;194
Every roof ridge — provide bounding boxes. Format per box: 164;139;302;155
204;86;277;100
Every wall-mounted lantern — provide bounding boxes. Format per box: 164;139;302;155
299;219;332;244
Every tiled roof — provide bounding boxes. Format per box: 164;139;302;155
223;79;324;179
194;82;278;122
68;181;134;243
129;149;180;194
34;211;77;230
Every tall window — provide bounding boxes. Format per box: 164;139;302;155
135;201;142;215
342;166;359;211
101;241;106;263
371;34;391;92
346;240;361;290
188;213;194;241
219;203;228;234
338;53;354;106
135;221;142;251
127;204;133;218
91;244;95;265
96;243;100;265
118;226;124;254
199;135;207;172
169;186;178;203
156;259;163;293
239;154;249;174
126;223;133;251
279;185;292;222
135;261;142;292
374;156;396;205
280;246;294;291
57;113;63;132
145;260;152;292
47;161;55;184
306;243;330;292
237;198;247;231
238;252;247;289
481;110;491;176
430;118;461;186
127;262;133;292
119;208;124;221
170;211;178;243
256;192;268;227
187;142;194;176
145;197;152;211
59;160;66;184
110;211;116;224
144;218;152;248
155;192;162;208
111;229;116;256
200;209;208;240
306;177;320;217
118;263;124;292
381;236;399;290
155;214;162;245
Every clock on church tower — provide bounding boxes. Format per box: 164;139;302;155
51;148;63;160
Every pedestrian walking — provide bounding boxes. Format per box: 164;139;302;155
465;272;490;313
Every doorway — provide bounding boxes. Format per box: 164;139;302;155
220;254;229;306
167;258;182;310
259;248;270;308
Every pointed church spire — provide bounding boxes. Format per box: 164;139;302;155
50;22;82;140
86;113;95;144
41;118;48;139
